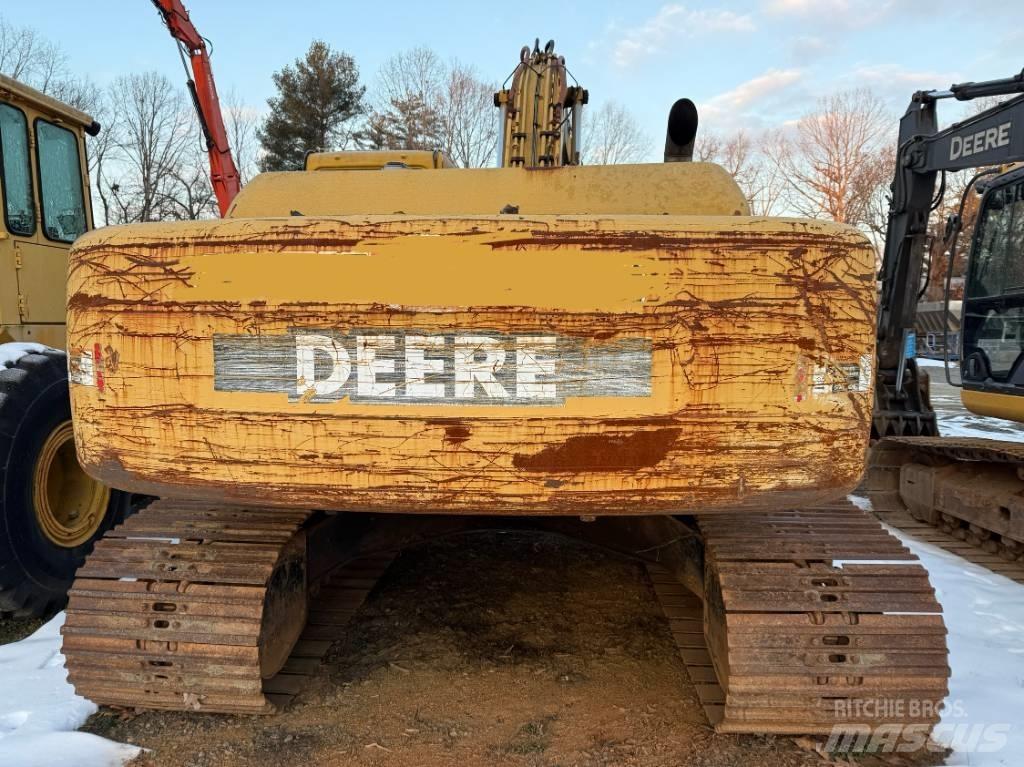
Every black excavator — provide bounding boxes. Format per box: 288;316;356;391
869;67;1024;559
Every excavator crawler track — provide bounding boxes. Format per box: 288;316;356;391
62;499;392;714
650;501;949;735
866;437;1024;566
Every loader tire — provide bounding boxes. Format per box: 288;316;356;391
0;348;131;618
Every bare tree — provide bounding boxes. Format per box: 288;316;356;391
366;48;498;167
0;16;56;84
86;89;120;226
0;15;97;108
99;72;211;224
441;62;498;168
768;89;891;229
224;89;261;185
580;101;650;165
364;94;442;151
376;47;445;107
697;129;787;216
749;131;790;217
157;141;216;221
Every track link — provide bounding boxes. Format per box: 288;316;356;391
865;437;1024;565
651;501;950;735
61;499;391;714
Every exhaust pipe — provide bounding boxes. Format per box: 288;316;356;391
664;98;698;162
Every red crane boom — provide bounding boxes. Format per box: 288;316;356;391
151;0;241;216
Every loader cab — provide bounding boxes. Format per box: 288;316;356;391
0;74;96;348
960;168;1024;410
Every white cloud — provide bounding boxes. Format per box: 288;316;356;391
698;68;807;134
703;68;804;116
764;0;893;27
613;5;755;67
698;63;966;135
839;64;960;106
764;0;1014;27
845;64;957;88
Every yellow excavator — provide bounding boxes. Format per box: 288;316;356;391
57;25;952;738
0;74;132;618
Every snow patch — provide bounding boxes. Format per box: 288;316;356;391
889;526;1024;766
852;494;1024;766
0;615;140;767
0;343;54;369
935;415;1024;440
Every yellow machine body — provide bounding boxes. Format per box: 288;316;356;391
961;387;1024;422
304;149;455;171
230;161;748;218
0;74;95;349
68;159;877;515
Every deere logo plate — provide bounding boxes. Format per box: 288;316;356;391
213;332;652;405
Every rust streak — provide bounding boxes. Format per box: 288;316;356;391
512;429;682;472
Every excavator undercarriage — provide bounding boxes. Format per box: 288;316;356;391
63;499;949;733
865;438;1024;564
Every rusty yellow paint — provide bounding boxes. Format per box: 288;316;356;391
227;162;750;219
68;212;876;515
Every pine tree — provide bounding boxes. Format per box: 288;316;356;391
258;41;365;171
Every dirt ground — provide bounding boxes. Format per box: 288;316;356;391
0;615;43;644
0;531;949;766
63;531;938;767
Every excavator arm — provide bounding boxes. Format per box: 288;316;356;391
874;70;1024;436
151;0;241;216
494;40;587;168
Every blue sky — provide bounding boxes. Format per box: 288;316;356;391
6;1;1022;156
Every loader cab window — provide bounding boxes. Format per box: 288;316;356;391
962;177;1024;388
35;119;87;243
0;103;36;236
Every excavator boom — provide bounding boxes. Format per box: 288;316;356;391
151;0;241;216
864;69;1024;597
875;69;1024;436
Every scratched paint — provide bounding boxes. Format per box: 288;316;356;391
66;212;878;515
213;332;652;404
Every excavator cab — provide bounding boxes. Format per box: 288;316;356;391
960;167;1024;420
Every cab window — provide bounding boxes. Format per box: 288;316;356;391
35;119;86;243
962;178;1024;385
0;103;36;236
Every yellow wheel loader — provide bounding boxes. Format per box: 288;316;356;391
0;74;132;618
58;37;951;736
